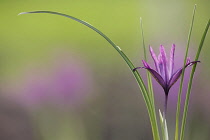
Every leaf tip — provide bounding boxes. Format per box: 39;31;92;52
194;4;197;9
159;109;163;122
18;12;28;16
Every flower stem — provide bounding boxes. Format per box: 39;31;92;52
163;93;168;133
162;93;169;140
164;94;168;119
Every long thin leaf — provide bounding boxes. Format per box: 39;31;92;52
140;18;155;106
159;110;169;140
140;18;159;138
159;110;165;140
180;19;210;140
164;119;169;140
19;11;160;140
175;5;196;140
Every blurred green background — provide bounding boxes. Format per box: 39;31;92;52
0;0;209;140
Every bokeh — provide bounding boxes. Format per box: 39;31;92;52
0;0;209;140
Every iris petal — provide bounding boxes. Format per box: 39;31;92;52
149;46;160;73
141;61;166;89
142;60;151;68
160;45;169;82
169;44;175;78
158;54;164;78
133;67;143;71
134;60;166;89
168;61;200;89
143;67;166;89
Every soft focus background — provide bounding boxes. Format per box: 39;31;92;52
0;0;209;140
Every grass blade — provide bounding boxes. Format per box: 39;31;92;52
159;110;165;140
175;5;196;140
159;110;169;140
19;11;160;140
140;18;155;105
140;18;159;138
180;19;210;140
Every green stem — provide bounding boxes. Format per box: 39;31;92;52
180;19;210;140
164;94;168;119
163;94;168;140
19;11;160;140
175;5;196;140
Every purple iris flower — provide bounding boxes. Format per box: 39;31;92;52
134;44;199;95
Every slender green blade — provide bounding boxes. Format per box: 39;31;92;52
175;5;196;140
140;18;155;105
159;110;169;140
19;11;118;51
180;19;210;140
19;11;160;140
164;119;169;140
159;110;165;140
140;17;147;61
140;18;159;138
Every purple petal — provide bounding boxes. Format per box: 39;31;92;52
158;53;164;77
160;45;168;82
142;60;151;68
134;60;166;89
142;67;166;89
169;44;175;78
133;67;143;71
168;61;200;89
186;57;190;64
133;60;150;71
149;46;160;73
